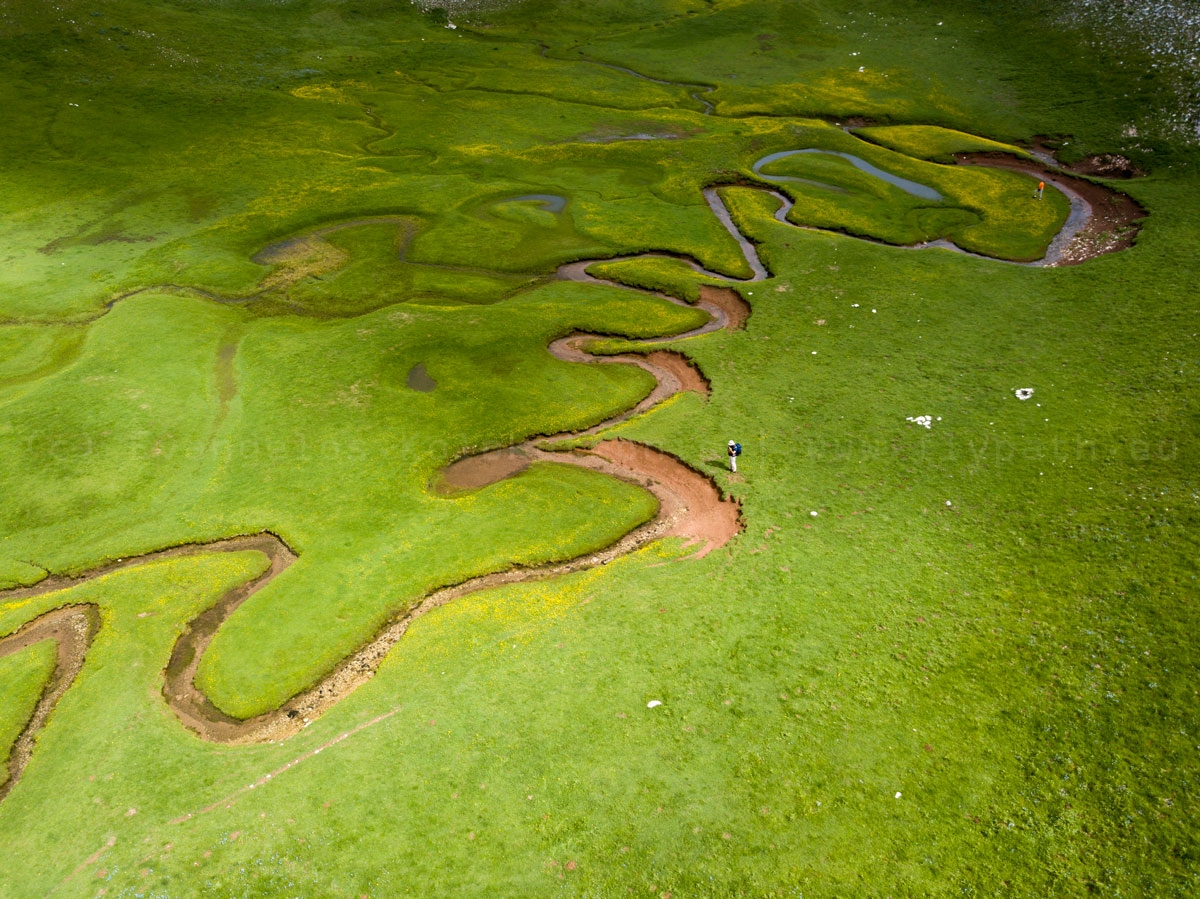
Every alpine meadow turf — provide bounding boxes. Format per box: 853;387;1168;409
0;1;1197;897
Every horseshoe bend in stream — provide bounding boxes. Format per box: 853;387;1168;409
0;148;1141;791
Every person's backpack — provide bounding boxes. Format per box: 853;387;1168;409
731;442;742;456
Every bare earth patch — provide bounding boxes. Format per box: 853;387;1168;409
439;448;531;492
698;285;751;330
644;350;710;396
590;439;740;558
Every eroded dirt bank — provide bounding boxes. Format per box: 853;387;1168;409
956;152;1147;265
590;439;739;558
0;605;99;800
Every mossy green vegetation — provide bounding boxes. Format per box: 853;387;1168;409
586;256;726;303
0;324;87;390
0;1;1196;897
854;124;1036;162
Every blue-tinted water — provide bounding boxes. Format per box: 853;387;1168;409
753;149;942;200
406;362;437;393
505;194;568;213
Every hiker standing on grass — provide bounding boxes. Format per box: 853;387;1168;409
1034;180;1045;200
728;440;742;472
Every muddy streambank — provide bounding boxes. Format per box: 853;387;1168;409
0;604;99;800
0;469;731;754
955;152;1146;265
699;286;751;330
755;166;1133;267
0;448;739;752
740;144;1141;267
441;284;740;496
438;277;746;557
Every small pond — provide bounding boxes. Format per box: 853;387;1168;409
406;362;437;392
503;194;568;213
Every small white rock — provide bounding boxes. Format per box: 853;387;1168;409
895;792;902;799
647;700;662;708
810;510;818;517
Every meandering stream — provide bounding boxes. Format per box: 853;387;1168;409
0;143;1133;788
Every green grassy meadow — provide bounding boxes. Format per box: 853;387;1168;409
0;1;1197;896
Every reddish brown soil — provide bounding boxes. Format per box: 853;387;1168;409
644;350;709;396
957;152;1147;265
698;285;751;330
590;439;739;558
162;534;297;743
